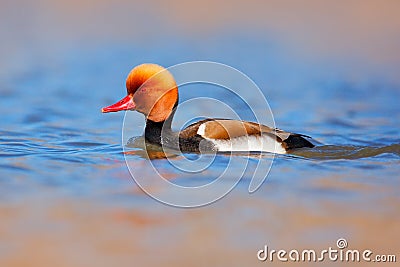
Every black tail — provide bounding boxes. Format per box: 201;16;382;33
283;134;315;150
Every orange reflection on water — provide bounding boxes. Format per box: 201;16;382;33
0;179;398;267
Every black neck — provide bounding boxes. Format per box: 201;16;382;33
144;102;177;145
144;118;173;145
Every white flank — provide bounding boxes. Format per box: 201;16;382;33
207;135;286;154
197;123;206;136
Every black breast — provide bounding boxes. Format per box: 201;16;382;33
144;119;215;153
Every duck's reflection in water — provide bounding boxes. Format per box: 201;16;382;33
124;136;181;160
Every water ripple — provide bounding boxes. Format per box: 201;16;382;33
0;136;122;160
292;144;400;160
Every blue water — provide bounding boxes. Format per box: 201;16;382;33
1;34;399;265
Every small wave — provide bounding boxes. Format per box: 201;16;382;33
1;137;122;159
291;144;400;160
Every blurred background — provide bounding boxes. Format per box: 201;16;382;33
0;0;399;266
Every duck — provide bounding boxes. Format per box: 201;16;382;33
102;63;315;154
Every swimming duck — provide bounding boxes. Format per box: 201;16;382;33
102;63;315;154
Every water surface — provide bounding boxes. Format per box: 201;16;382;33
1;1;399;266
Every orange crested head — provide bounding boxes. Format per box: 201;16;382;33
102;63;179;123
